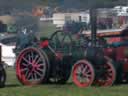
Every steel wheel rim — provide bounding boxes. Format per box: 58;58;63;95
72;60;95;88
16;47;47;85
94;62;116;86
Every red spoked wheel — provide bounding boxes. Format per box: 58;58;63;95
72;60;95;88
16;47;49;85
93;58;116;86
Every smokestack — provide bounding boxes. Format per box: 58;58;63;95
90;8;97;47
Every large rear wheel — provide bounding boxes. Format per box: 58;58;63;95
16;47;49;85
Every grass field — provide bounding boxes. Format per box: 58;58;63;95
0;67;128;96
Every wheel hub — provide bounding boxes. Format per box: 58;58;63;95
28;64;33;70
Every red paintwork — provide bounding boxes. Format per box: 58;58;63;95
104;48;115;59
107;37;121;44
116;46;128;72
104;37;128;72
40;40;49;48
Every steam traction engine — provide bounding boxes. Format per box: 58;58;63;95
14;27;76;85
71;9;116;87
14;19;117;88
15;26;94;85
72;27;128;87
71;32;116;87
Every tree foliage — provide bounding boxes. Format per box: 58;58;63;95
0;0;127;15
40;0;127;8
0;0;127;9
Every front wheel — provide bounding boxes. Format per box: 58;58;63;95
72;60;95;88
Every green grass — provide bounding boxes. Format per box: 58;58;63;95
0;68;128;96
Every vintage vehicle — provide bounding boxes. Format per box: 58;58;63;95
56;21;116;87
0;34;16;67
84;27;128;84
72;27;128;87
14;22;89;85
71;32;117;87
0;46;6;88
14;22;117;88
14;26;86;85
